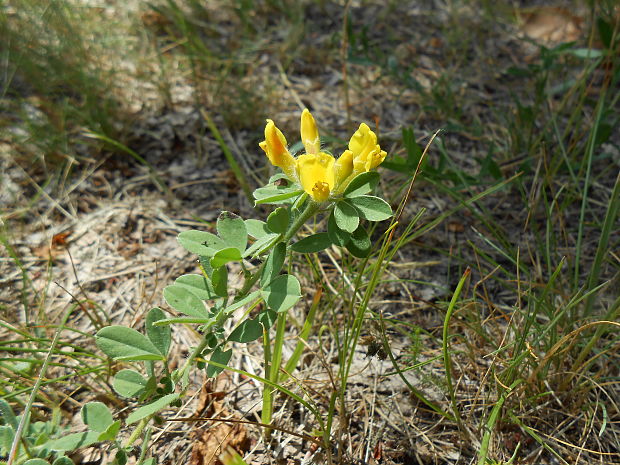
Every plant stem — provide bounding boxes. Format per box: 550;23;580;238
443;267;471;434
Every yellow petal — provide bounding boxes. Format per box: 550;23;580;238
334;150;353;186
260;119;297;179
348;123;378;160
369;149;387;170
301;109;320;155
297;152;335;202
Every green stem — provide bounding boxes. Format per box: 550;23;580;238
126;418;149;448
443;268;471;434
283;201;321;243
261;327;273;438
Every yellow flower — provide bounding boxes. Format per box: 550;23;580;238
348;123;387;173
259;110;386;202
297;152;335;202
259;119;297;179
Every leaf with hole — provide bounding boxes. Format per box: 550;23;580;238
217;211;247;252
177;230;224;256
96;326;164;361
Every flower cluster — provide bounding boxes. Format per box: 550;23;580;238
259;109;387;202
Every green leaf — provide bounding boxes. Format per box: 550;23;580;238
291;233;332;253
211;266;228;298
96;326;164;361
228;318;262;343
126;393;179;425
97;420;121;442
217;211;247;252
81;402;113;433
258;309;277;329
243;232;280;258
343;171;380;198
261;274;301;312
334;200;360;233
260;242;285;286
206;347;232;378
153;317;215;326
348;195;392;221
163;285;209;318
266;207;290;234
142;459;156;465
113;369;148;398
346;225;372;258
174;274;216;300
177;230;224;257
254;186;303;205
146;307;171;356
222;291;262;315
210;247;243;268
0;398;18;430
23;459;52;465
245;219;270;239
327;212;350;247
0;425;14;452
52;457;75;465
114;449;128;465
47;431;101;451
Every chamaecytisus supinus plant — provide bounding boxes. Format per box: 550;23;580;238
94;109;392;463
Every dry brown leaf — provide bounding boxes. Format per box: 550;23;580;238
189;376;251;465
519;7;583;45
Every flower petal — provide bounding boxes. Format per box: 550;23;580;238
301;109;320;155
334;150;353;187
297;152;335;202
260;119;297;179
348;123;377;160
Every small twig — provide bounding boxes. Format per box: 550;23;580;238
168;415;322;446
